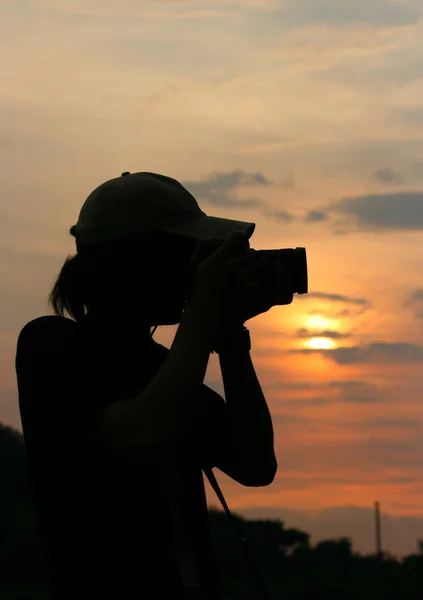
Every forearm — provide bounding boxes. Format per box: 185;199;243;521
107;297;216;448
218;342;277;471
144;299;214;439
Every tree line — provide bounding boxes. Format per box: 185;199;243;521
1;423;422;599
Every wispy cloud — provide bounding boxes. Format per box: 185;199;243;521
323;192;423;231
183;170;271;207
18;0;251;20
291;342;423;364
304;210;328;223
247;0;422;46
262;208;295;223
328;380;382;403
300;291;371;310
374;167;403;186
296;328;352;339
183;170;298;222
257;377;383;404
404;289;423;320
351;417;418;429
278;397;330;407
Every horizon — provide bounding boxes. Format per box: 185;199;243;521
1;0;423;558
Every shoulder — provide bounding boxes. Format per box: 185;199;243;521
16;318;89;441
17;315;78;349
16;316;80;369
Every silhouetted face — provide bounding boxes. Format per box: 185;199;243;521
122;233;197;326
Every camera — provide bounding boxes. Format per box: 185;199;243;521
253;247;308;295
188;238;308;304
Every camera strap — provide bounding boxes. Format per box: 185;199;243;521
149;326;268;598
203;466;270;600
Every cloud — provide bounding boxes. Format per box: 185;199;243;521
374;167;403;185
326;192;423;231
278;397;330;408
261;208;295;223
328;380;373;388
29;0;272;18
304;210;328;223
336;309;352;317
274;433;423;476
272;413;309;425
263;378;382;404
183;170;297;222
183;169;271;208
275;412;418;428
328;380;381;403
404;289;423;320
300;291;371;310
291;342;423;364
353;417;418;429
315;43;423;93
296;328;352;340
27;0;423;31
248;0;421;40
399;108;423;127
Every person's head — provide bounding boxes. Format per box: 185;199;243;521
49;171;256;328
49;231;199;326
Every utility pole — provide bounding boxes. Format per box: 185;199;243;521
375;501;382;555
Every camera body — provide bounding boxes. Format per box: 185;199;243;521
188;239;308;307
254;247;308;295
208;242;308;304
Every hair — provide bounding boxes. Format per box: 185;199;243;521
49;232;196;322
50;252;89;322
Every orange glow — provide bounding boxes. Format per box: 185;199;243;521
304;314;338;330
305;336;336;350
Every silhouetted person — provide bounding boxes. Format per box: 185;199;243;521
15;172;292;599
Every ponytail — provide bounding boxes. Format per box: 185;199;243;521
49;253;89;322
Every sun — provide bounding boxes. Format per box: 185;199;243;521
306;337;336;350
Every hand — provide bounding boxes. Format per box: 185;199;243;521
238;249;294;323
186;232;292;328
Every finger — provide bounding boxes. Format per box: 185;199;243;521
188;239;217;270
244;282;293;308
214;231;250;260
225;249;258;274
189;233;250;271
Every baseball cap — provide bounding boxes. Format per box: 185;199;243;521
71;171;256;249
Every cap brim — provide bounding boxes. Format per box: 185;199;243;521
163;214;256;241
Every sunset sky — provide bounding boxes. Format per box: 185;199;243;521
2;0;423;557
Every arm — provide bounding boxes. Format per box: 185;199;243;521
98;294;217;448
99;231;254;450
216;331;277;487
15;314;215;456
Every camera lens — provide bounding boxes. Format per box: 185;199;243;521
294;247;308;294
